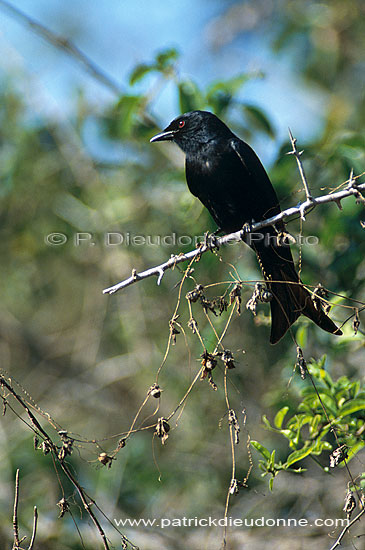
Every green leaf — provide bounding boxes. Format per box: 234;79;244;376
178;81;202;113
269;477;274;491
156;48;179;70
338;399;365;418
285;445;315;467
274;406;289;429
270;449;276;469
309;414;322;436
206;74;251;116
113;94;142;138
251;440;271;461
129;63;154;85
243;104;275;138
262;415;273;430
206;73;250;98
296;325;307;349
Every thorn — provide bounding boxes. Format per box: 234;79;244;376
156;269;164;285
346;168;356;188
334;198;343;211
299;203;307;221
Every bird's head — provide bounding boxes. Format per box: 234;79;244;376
150;110;232;154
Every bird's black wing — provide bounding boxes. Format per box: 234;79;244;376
229;138;282;224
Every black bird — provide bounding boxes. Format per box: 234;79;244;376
150;110;342;344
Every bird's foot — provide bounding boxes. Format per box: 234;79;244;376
241;221;253;234
240;221;253;244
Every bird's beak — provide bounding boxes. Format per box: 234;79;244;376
150;129;176;143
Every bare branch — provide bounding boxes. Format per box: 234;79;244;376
0;375;133;550
12;469;20;549
103;179;365;295
329;506;365;550
0;0;122;96
287;128;313;205
27;507;38;550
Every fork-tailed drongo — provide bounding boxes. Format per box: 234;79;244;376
150;110;342;344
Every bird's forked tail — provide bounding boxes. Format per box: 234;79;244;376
254;246;342;344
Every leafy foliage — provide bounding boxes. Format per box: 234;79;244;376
252;356;365;489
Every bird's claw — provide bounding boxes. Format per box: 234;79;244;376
240;221;253;242
242;221;253;233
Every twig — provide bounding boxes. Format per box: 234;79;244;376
0;0;122;96
287;128;313;206
0;375;132;550
329;506;365;550
0;0;159;131
12;469;20;549
103;180;365;295
28;507;38;550
11;470;39;550
57;463;110;550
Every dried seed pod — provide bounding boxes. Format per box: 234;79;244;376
220;349;236;369
42;440;52;455
98;453;114;468
117;438;126;450
58;439;73;461
200;351;218;381
329;445;348;468
149;383;162;398
187;317;198;334
186;284;204;303
296;346;307;379
229;478;244;495
155;417;170;445
229;283;242;313
57;497;69;518
246;282;272;315
343;491;356;519
353;308;360;335
311;283;329;311
228;409;240;444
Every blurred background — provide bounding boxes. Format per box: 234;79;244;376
0;1;364;549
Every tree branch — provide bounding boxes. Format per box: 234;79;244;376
12;469;20;549
27;507;38;550
288;127;313;203
329;506;365;550
0;374;134;550
103;177;365;295
0;0;122;96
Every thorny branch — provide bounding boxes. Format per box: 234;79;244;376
329;506;365;550
288;127;313;202
103;177;365;295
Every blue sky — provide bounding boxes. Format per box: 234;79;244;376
0;1;326;163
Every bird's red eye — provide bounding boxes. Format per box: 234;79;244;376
179;120;185;128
